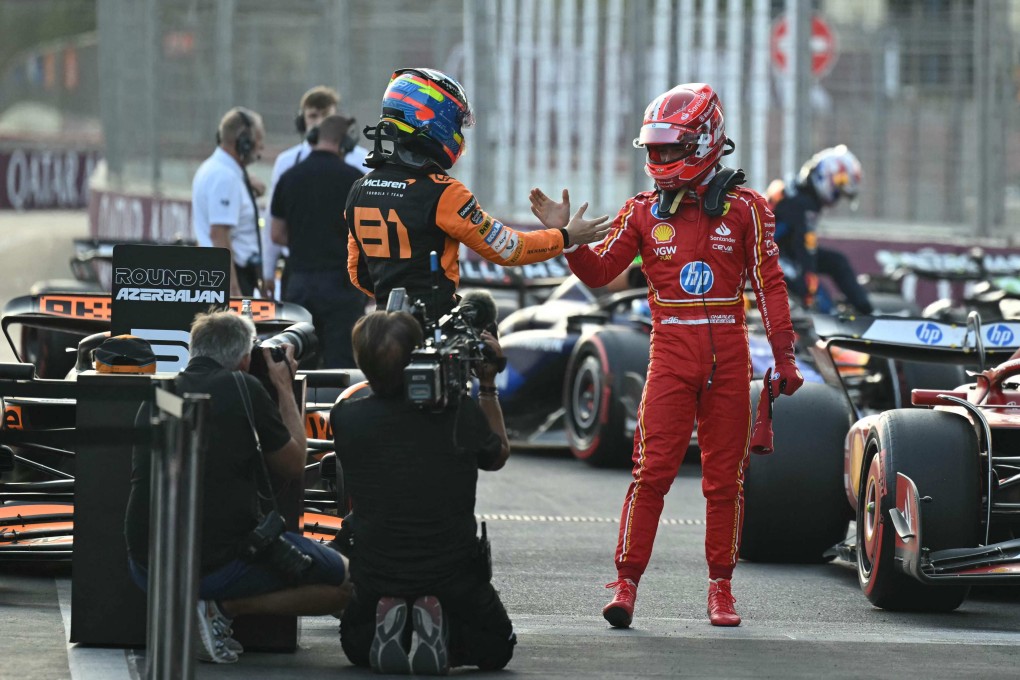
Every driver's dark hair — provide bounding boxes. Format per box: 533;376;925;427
352;311;423;397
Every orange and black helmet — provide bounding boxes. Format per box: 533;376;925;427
93;334;157;374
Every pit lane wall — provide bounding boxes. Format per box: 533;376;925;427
84;174;1016;309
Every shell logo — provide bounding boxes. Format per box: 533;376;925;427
652;223;675;244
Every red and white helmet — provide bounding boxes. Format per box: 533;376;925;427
633;83;727;191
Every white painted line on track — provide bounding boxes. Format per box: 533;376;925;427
57;578;137;680
477;513;705;526
510;613;1020;646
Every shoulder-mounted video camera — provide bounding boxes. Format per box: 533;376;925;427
386;287;503;411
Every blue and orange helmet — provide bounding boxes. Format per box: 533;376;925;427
379;67;474;169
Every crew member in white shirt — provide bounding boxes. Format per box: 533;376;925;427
262;86;368;299
192;107;266;297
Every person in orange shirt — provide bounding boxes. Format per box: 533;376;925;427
346;67;609;319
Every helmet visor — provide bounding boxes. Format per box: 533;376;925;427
646;139;700;164
636;124;701;147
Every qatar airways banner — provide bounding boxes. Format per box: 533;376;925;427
0;147;100;210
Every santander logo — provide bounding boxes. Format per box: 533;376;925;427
715;224;731;236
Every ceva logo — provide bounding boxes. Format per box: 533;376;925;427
915;322;943;345
679;261;714;295
986;324;1015;347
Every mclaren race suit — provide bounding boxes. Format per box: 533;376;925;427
346;163;565;317
564;180;796;581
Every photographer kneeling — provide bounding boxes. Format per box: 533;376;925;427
124;310;350;664
332;311;515;675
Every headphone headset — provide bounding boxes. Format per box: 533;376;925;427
235;109;256;164
294;110;307;135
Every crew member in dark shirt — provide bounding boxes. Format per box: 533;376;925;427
271;114;367;368
332;311;515;675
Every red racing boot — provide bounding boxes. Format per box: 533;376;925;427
707;578;741;627
602;578;637;628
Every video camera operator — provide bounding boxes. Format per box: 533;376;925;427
124;310;350;664
331;310;515;675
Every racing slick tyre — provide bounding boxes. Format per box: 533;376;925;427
857;409;979;612
563;328;648;468
741;381;853;563
899;360;968;393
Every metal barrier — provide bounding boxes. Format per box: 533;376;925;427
145;383;209;680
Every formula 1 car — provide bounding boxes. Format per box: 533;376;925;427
741;311;1020;612
0;291;350;562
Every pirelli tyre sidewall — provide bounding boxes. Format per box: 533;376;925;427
741;381;853;563
563;327;648;468
857;409;978;612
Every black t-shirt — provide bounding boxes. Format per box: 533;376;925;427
331;393;501;595
124;356;292;572
270;149;363;273
772;184;822;275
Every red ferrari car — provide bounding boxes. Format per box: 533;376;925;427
742;312;1020;612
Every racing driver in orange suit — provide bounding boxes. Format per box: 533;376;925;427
531;83;804;628
346;67;609;318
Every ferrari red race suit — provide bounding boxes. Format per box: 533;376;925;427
564;181;795;581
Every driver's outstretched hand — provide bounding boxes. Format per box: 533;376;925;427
564;202;611;247
529;187;571;229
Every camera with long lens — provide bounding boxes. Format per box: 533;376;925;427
249;321;318;401
391;288;501;411
238;510;313;581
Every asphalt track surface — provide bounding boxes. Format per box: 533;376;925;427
1;212;1018;679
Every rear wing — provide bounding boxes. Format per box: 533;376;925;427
811;314;1020;365
2;292;312;361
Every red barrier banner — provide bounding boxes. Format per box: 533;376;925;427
87;189;192;243
0;147;101;210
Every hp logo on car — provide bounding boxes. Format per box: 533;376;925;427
679;262;714;295
986;324;1015;347
915;322;943;345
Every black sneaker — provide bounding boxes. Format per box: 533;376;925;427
369;596;411;674
409;595;449;676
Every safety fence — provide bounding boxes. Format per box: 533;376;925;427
3;1;1016;238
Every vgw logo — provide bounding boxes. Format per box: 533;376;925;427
986;324;1015;347
915;322;943;345
679;262;714;295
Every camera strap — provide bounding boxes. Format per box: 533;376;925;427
232;371;281;520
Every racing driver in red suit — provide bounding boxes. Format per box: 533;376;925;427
531;83;804;628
